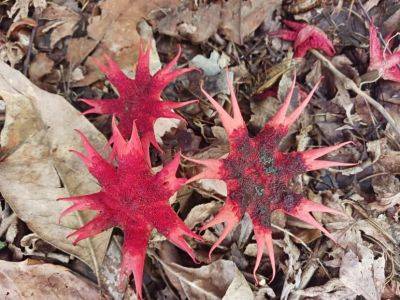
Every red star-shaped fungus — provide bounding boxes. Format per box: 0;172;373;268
186;73;354;282
368;22;400;82
82;44;197;164
59;118;202;299
270;20;335;58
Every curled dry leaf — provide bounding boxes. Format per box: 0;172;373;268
0;259;100;299
184;201;222;229
40;3;81;49
0;62;111;271
330;216;394;252
158;258;253;300
295;278;358;299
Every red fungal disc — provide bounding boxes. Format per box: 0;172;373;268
82;43;197;164
59;117;202;299
368;21;400;83
188;72;354;282
270;20;335;58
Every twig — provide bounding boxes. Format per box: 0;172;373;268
310;50;400;138
288;242;330;300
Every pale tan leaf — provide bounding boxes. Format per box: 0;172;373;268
184;201;222;229
159;259;251;300
0;259;100;299
0;61;111;271
222;270;254;300
339;246;385;300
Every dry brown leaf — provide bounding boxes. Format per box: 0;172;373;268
8;0;47;21
222;269;254;299
330;216;394;251
159;259;253;299
184;201;222;229
74;0;179;86
366;139;400;211
40;3;80;48
0;62;111;271
0;259;100;299
339;245;385;300
154;2;221;43
66;37;98;70
28;53;54;83
220;0;281;44
280;234;301;299
249;96;281;129
295;278;356;299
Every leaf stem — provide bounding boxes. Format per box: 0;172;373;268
311;49;400;138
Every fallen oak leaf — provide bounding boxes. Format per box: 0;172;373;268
74;0;180;86
154;257;253;300
0;259;101;299
270;20;335;58
0;61;111;278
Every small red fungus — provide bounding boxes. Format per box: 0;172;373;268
270;20;335;58
82;44;197;164
59;118;202;299
368;22;400;83
186;73;354;283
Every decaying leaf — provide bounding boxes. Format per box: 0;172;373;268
28;52;54;84
339;245;385;300
221;0;282;44
154;2;221;43
190;51;230;77
184;201;222;229
74;0;179;86
8;0;47;21
0;62;111;271
40;3;81;49
295;278;357;299
158;259;253;299
0;259;100;299
254;58;294;95
366;139;400;211
154;0;281;44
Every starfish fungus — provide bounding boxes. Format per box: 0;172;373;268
186;74;353;282
271;20;335;58
82;44;197;164
59;118;202;299
368;22;400;83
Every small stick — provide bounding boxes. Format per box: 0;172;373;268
310;50;400;138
